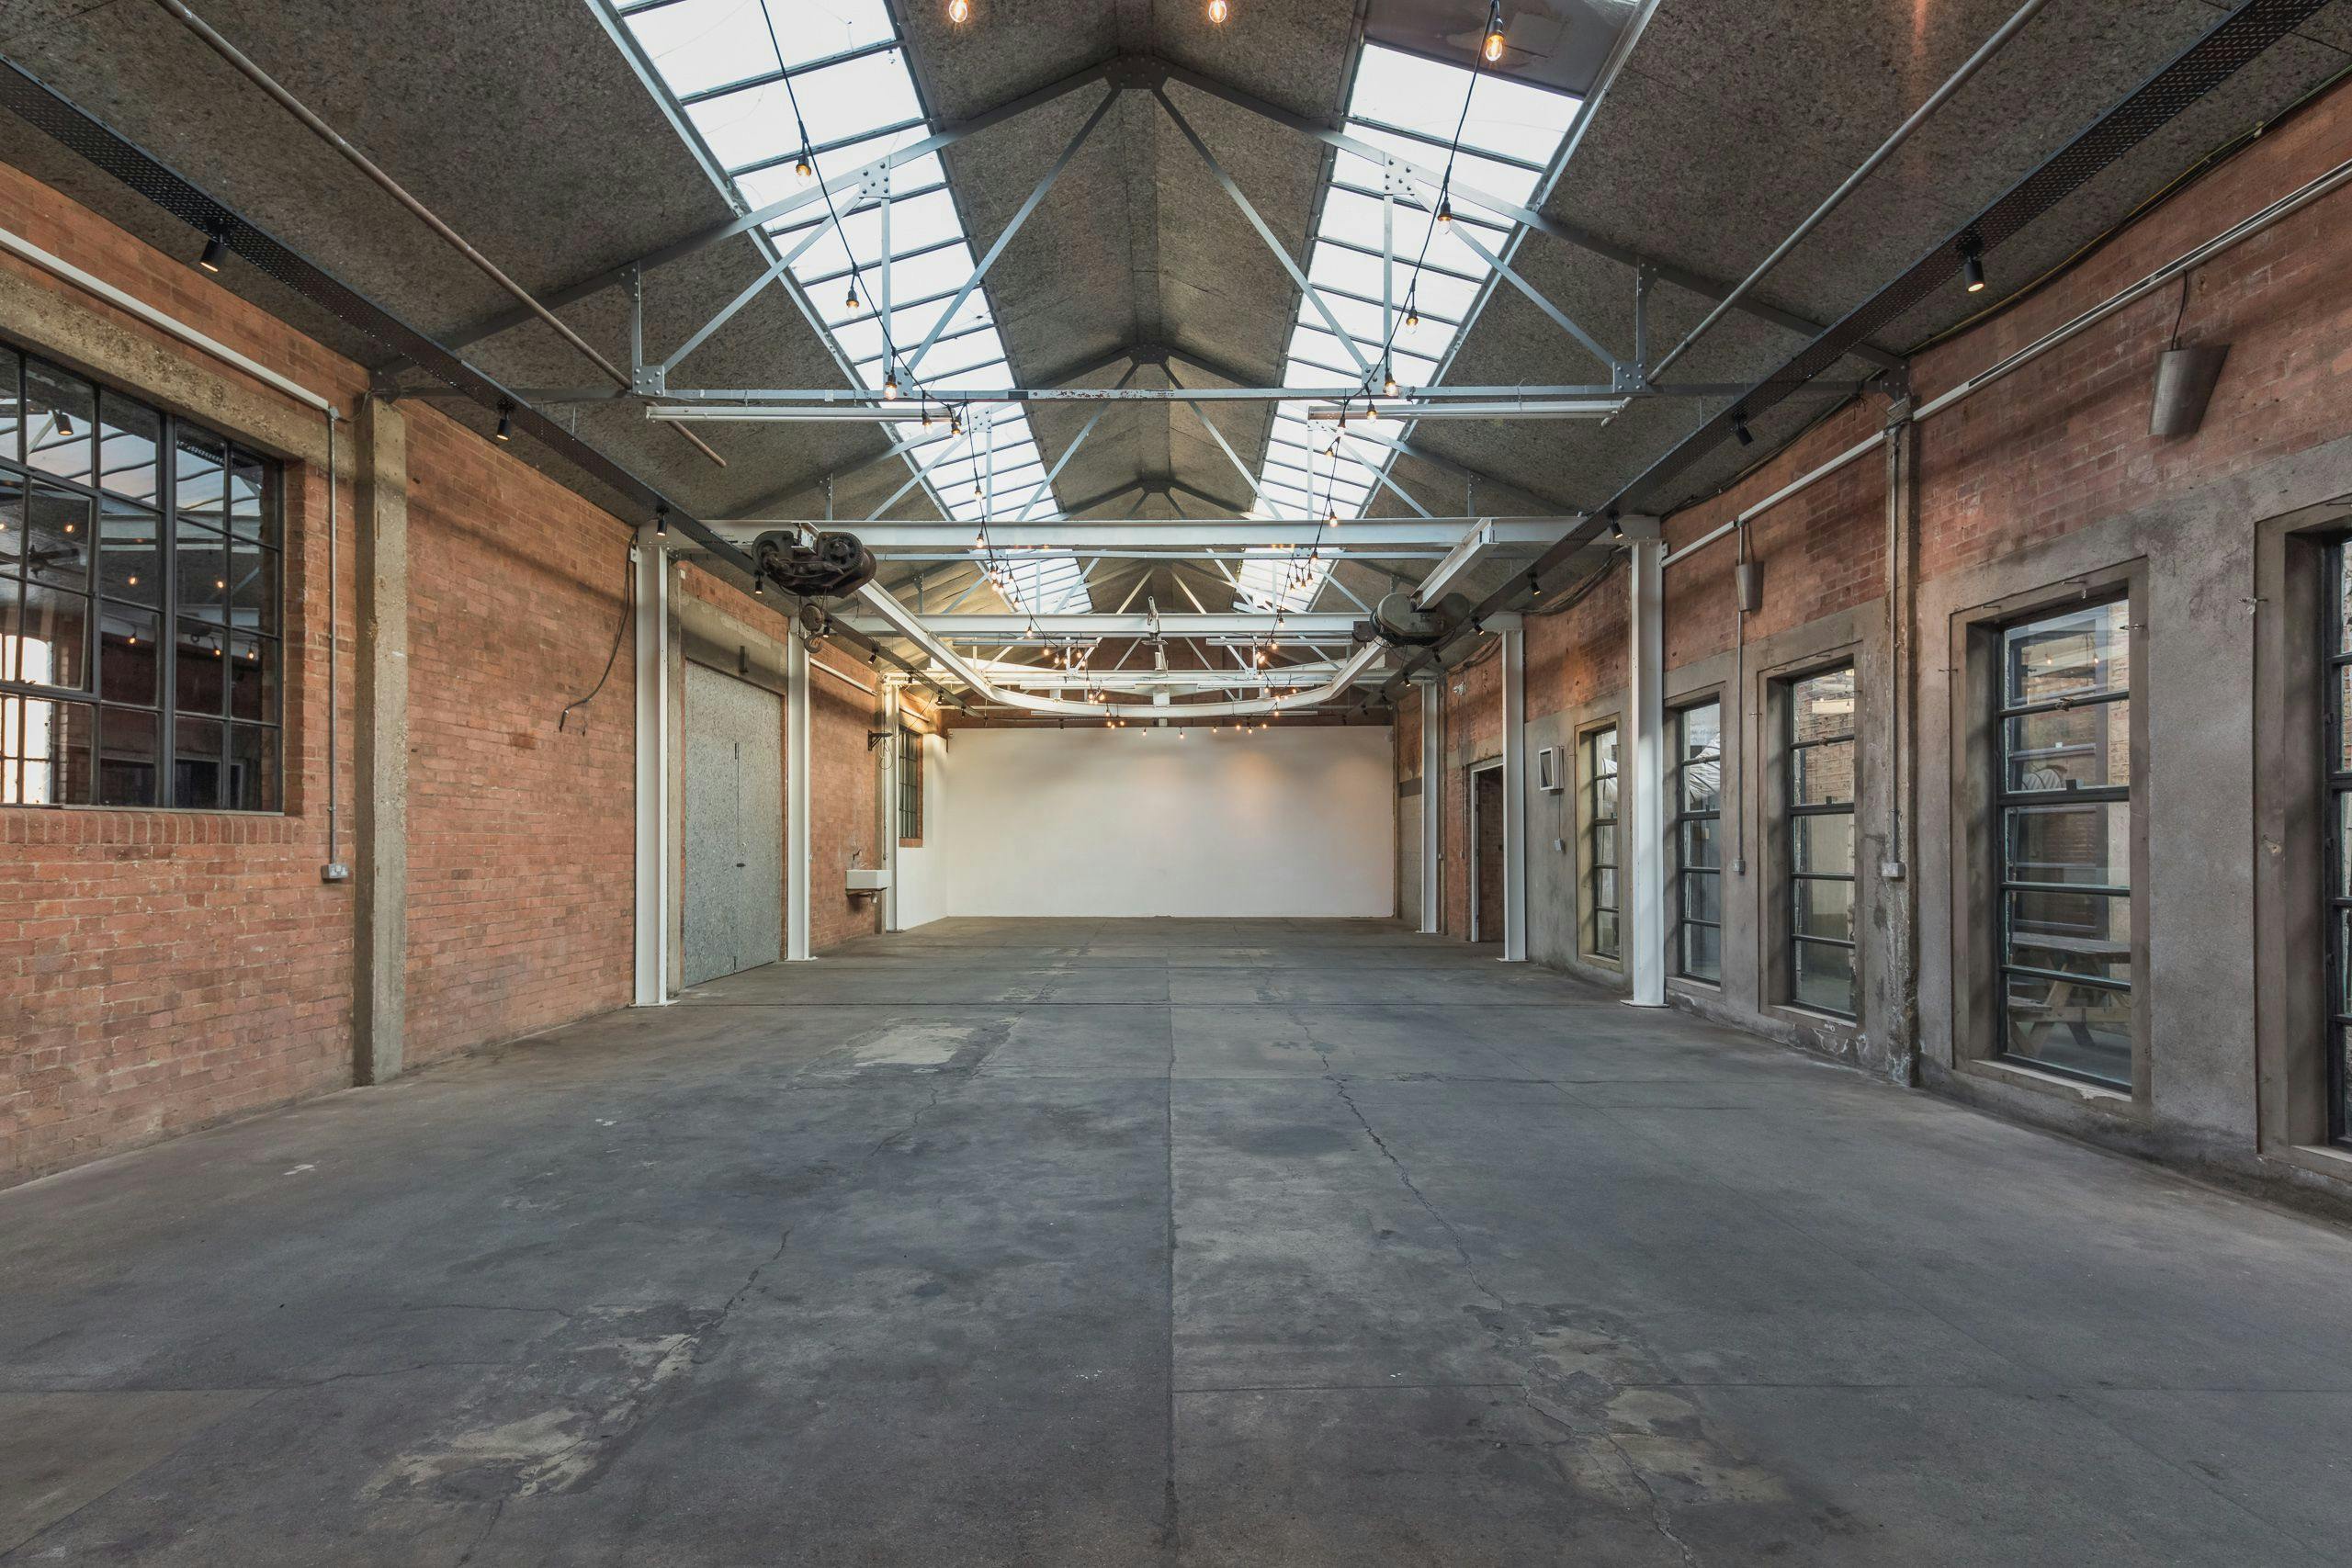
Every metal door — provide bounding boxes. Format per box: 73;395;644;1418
683;661;785;986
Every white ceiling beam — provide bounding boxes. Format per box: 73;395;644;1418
708;518;1572;550
841;611;1360;638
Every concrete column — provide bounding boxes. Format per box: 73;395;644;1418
631;525;672;1006
1415;672;1443;934
1623;515;1668;1007
785;619;814;961
352;396;408;1083
881;677;904;934
1880;411;1921;1078
1491;613;1528;962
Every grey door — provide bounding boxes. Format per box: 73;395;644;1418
683;661;785;987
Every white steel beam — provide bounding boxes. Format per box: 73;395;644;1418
710;517;1571;551
786;620;814;962
1415;519;1501;605
841;611;1359;638
631;528;672;1005
1623;516;1667;1006
1414;672;1442;935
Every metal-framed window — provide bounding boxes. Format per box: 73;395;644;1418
0;344;283;811
1995;598;2132;1088
1786;667;1858;1016
2322;544;2352;1145
897;724;922;843
1671;699;1722;982
1584;724;1619;960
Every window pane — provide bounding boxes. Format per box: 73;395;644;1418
25;482;92;591
227;538;276;627
1592;824;1615;874
226;724;277;812
1682;867;1720;923
1792;813;1854;875
1792;668;1856;741
2006;800;2129;886
1594;909;1619;959
2340;792;2352;898
17;583;89;691
2006;888;2132;980
2338;547;2352;655
2;695;93;805
176;617;227;715
177;522;230;623
2005;702;2129;792
1681;920;1721;982
97;496;162;605
175;431;226;525
228;634;276;721
97;705;158;807
24;360;95;485
1682;815;1720;871
1792;738;1855;806
175;714;226;810
226;451;271;543
1794;940;1855;1015
1595;865;1617;912
2005;599;2129;705
1795;877;1854;942
2003;971;2131;1087
1592;773;1617;818
96;392;161;503
2341;666;2352;772
98;604;160;705
0;346;20;461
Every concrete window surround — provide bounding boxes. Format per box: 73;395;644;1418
1664;685;1726;995
1756;645;1869;1030
1571;713;1623;975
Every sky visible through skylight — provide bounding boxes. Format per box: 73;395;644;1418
615;0;1088;613
1238;43;1579;614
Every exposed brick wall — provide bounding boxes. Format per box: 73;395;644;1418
399;408;637;1062
0;161;364;1185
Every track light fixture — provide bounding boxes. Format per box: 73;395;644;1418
198;231;226;274
493;402;514;443
1959;235;1986;294
1526;570;1543;599
53;411;73;438
752;574;765;596
654;504;669;538
1731;408;1754;446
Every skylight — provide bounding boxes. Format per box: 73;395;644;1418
612;0;1087;609
1248;42;1580;610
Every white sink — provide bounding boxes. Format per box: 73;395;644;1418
845;867;891;892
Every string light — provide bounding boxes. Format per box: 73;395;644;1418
794;150;814;185
1208;0;1228;20
845;282;861;311
1382;365;1398;399
1482;3;1506;62
883;373;900;401
948;0;969;20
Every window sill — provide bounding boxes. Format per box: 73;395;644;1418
898;838;923;849
1668;975;1721;992
1958;1055;2141;1117
7;801;288;818
2263;1142;2352;1189
1772;1002;1860;1032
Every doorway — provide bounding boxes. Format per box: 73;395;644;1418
1470;761;1504;943
683;660;786;986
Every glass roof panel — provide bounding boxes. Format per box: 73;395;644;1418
617;0;1078;581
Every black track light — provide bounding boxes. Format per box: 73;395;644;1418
1731;409;1754;447
198;231;226;274
654;505;669;538
493;402;514;443
1960;236;1987;294
752;574;765;597
52;411;74;439
1527;571;1544;599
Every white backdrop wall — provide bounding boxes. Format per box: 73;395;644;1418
893;731;953;931
919;726;1395;919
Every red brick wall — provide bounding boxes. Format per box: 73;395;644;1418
400;410;637;1061
0;161;364;1184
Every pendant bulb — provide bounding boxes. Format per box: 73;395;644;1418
948;0;969;21
795;151;814;184
1207;0;1228;20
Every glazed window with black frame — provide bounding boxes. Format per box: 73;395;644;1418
0;344;283;811
1585;725;1619;960
1995;598;2132;1089
1786;666;1858;1016
1671;699;1722;982
2321;543;2352;1145
898;724;923;842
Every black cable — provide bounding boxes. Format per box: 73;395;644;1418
559;545;636;734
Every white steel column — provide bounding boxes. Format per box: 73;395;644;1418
1491;613;1529;962
1415;672;1442;934
1622;515;1668;1006
881;677;904;934
631;527;672;1006
786;618;814;961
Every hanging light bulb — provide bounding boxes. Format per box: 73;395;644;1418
883;373;900;401
1405;303;1421;334
1482;6;1506;63
845;281;861;311
1207;0;1228;21
1382;365;1398;399
795;150;815;185
948;0;969;21
1436;197;1453;228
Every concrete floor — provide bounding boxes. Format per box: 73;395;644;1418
6;919;2352;1565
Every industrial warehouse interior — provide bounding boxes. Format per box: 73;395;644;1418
6;0;2352;1562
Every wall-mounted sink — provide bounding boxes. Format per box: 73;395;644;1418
845;867;891;892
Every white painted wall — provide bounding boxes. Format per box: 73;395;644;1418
893;731;953;931
927;726;1395;919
